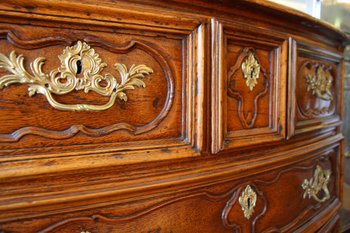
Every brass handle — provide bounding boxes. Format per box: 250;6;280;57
301;165;331;203
0;41;153;111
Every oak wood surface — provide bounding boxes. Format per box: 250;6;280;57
0;0;348;232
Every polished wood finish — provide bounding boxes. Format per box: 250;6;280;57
0;0;348;232
211;20;288;152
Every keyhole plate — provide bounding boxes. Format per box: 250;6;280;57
241;51;260;91
238;185;257;220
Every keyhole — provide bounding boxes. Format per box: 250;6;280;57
250;68;254;79
76;60;82;75
247;197;251;209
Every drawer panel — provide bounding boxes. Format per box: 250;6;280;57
0;12;206;160
222;147;340;233
211;20;288;153
290;39;343;137
0;146;340;233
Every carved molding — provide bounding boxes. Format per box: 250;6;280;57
0;31;174;141
0;41;154;111
227;48;269;129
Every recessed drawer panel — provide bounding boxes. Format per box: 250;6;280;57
211;20;288;153
289;39;343;137
0;12;206;162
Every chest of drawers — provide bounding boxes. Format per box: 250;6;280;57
0;0;348;232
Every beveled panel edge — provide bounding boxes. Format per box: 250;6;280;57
185;23;207;152
286;38;297;139
211;19;288;154
211;19;224;154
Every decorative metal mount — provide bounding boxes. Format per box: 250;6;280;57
302;165;331;203
0;41;153;111
238;185;257;220
305;65;333;101
241;51;260;91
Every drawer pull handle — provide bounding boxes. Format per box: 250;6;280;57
0;41;153;111
302;165;331;203
239;185;257;220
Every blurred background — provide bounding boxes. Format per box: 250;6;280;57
268;0;350;231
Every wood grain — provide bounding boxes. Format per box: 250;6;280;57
0;0;347;232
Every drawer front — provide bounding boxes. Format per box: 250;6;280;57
0;146;340;233
290;39;343;137
222;147;340;233
211;20;288;153
0;10;206;162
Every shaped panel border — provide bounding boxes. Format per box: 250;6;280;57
288;39;343;138
0;12;208;176
211;19;288;153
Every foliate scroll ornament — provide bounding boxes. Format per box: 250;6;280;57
239;185;257;220
306;65;333;101
302;165;331;203
0;41;153;111
242;51;260;91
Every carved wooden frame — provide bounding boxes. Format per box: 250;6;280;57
211;20;288;153
0;10;207;174
289;39;343;137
